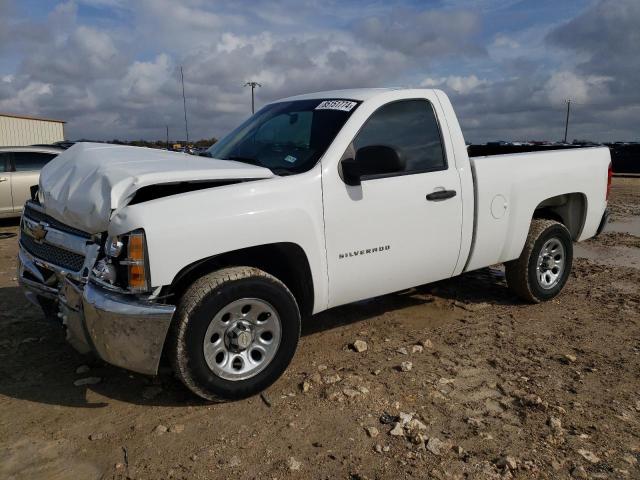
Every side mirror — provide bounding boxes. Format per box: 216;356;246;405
341;157;361;186
340;145;404;186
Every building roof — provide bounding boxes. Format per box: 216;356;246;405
0;112;66;123
0;145;65;153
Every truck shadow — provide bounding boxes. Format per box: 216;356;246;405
0;217;20;227
0;217;19;238
0;267;516;408
304;265;513;336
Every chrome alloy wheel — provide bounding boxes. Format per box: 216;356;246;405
536;238;565;289
203;298;282;381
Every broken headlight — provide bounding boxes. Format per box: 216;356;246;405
93;230;151;293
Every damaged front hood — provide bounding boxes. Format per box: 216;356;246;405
39;142;274;233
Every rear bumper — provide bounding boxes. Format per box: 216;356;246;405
18;244;175;375
594;208;610;238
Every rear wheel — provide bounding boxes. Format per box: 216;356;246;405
505;219;573;303
169;266;300;401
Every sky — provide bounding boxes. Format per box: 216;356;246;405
0;0;638;143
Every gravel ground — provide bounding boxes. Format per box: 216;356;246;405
0;178;638;480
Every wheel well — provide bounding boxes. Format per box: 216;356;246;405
167;243;315;318
532;192;587;240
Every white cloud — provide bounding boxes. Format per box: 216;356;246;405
545;71;611;105
121;54;172;101
421;75;487;94
491;34;519;50
356;9;485;58
0;0;638;143
0;81;53;112
77;0;128;7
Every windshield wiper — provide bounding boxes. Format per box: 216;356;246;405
226;156;261;166
270;168;295;176
224;156;294;176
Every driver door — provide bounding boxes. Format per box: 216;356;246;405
322;97;463;308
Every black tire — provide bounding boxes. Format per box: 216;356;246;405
505;219;573;303
169;266;301;401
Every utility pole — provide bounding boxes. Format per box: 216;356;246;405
244;81;262;114
166;125;169;150
180;66;189;145
563;99;571;143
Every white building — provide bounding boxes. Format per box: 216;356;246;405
0;113;65;146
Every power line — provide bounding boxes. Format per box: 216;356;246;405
244;81;262;114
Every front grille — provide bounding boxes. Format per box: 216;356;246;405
21;234;86;272
23;203;91;239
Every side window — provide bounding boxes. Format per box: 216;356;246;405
0;153;11;172
12;152;55;172
353;99;446;175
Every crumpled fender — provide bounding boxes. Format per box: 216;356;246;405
38;142;273;233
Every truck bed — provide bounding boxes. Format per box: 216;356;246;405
464;147;610;272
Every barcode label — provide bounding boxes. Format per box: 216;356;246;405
315;100;357;112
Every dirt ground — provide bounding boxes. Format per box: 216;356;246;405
0;178;638;480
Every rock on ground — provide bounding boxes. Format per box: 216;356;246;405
153;425;168;435
352;340;368;352
365;426;379;438
287;456;302;471
577;449;600;464
399;361;413;372
496;455;518;471
426;437;444;456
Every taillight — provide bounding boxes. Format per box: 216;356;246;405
606;161;612;201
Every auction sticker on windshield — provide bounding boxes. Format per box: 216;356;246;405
315;100;358;112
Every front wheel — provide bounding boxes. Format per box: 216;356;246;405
505;219;573;303
169;267;301;401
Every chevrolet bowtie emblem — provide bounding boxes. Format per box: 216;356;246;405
31;222;48;242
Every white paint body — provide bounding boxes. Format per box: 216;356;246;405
37;89;610;314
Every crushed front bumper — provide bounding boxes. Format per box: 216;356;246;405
18;244;175;375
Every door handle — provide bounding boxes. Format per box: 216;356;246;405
426;189;456;201
0;177;7;182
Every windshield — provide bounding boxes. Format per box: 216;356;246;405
206;99;360;175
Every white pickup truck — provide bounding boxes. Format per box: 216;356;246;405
18;88;611;400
